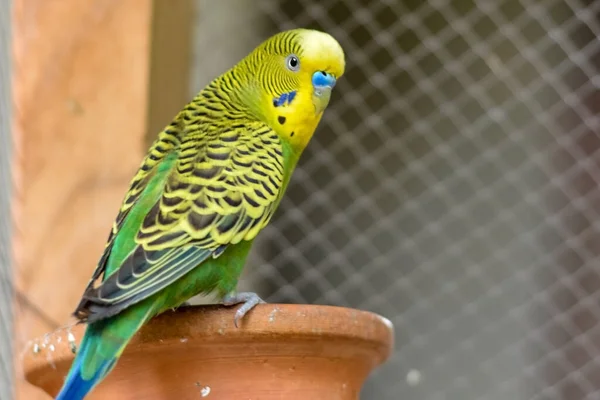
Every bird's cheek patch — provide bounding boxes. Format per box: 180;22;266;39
272;91;297;107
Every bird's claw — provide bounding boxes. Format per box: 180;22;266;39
222;292;266;328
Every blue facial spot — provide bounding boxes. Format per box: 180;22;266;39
273;93;287;107
287;91;296;104
273;90;297;107
312;71;336;88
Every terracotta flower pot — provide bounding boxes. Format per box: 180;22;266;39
23;304;394;399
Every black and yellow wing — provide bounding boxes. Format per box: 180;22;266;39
75;122;285;323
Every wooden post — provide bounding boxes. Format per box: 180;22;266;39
12;1;154;398
146;0;193;146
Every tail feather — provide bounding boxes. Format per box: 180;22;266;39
55;304;154;400
55;331;116;400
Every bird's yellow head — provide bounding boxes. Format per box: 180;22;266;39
236;29;345;151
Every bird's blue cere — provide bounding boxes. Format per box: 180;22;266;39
312;71;336;89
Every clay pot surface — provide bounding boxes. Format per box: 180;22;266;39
24;304;394;399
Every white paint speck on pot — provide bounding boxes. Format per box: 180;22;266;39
200;385;211;397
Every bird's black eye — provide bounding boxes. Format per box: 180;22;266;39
286;54;300;72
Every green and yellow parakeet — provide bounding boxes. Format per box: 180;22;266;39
55;28;345;400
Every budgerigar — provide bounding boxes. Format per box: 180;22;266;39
55;28;345;400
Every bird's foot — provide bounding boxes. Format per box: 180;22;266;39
222;292;266;328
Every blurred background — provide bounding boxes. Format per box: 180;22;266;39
3;0;600;399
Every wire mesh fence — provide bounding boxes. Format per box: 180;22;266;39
193;0;600;399
0;0;14;399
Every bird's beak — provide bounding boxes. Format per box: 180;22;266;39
312;71;337;115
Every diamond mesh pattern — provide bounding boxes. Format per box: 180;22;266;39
193;0;600;398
